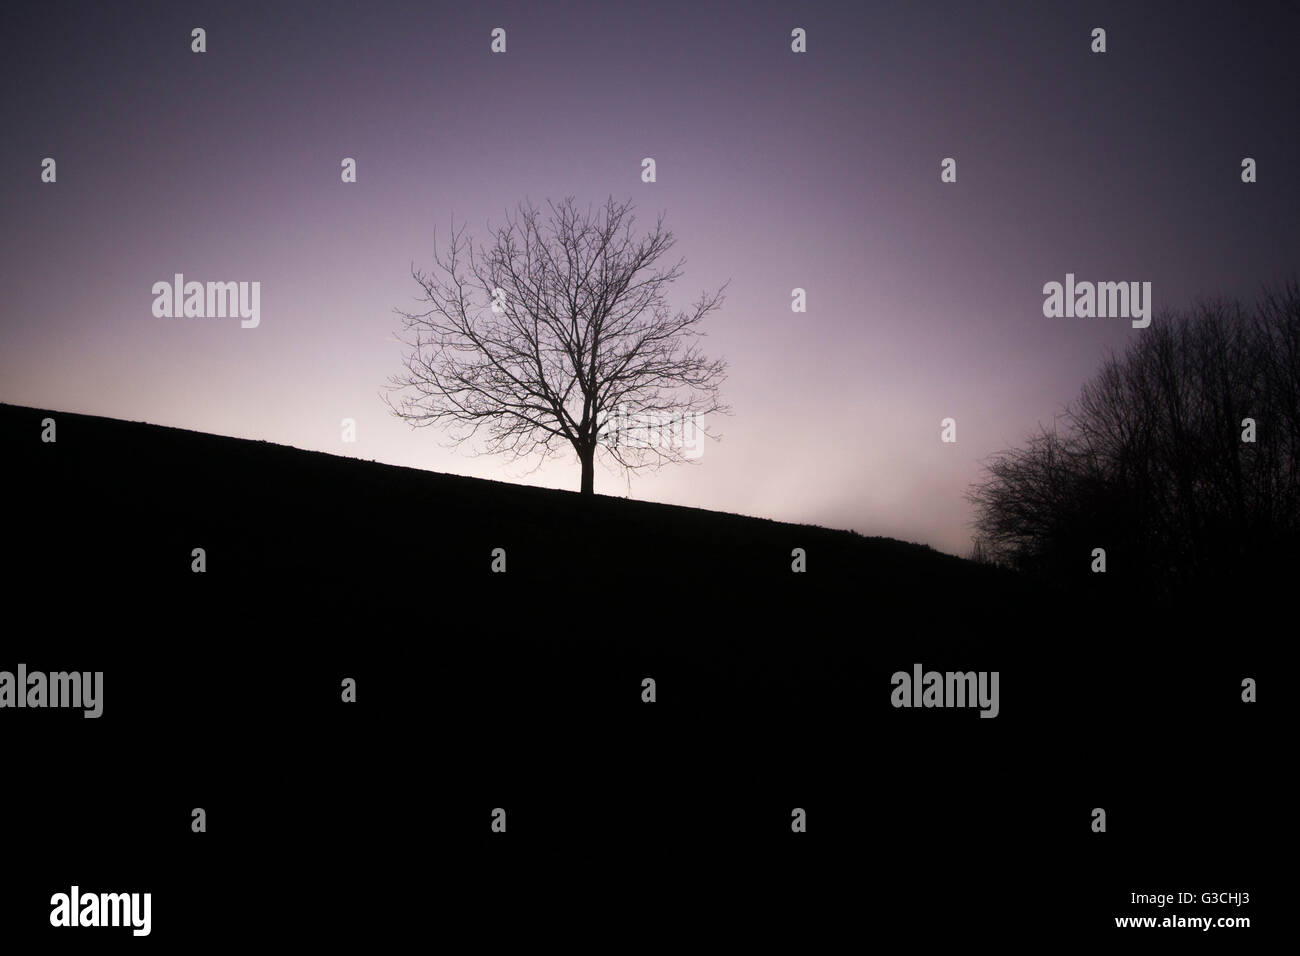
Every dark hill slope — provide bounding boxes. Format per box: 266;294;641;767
2;398;1054;719
0;402;1271;941
2;401;1015;595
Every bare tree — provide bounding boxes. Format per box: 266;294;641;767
967;282;1300;595
385;197;729;495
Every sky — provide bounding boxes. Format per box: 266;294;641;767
2;0;1298;555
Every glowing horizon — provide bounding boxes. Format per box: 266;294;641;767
3;0;1296;556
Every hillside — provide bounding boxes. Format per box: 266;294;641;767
2;401;1017;591
0;401;1272;941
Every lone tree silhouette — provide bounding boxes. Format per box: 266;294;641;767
967;281;1300;598
385;197;729;495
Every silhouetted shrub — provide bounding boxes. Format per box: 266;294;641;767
968;281;1300;601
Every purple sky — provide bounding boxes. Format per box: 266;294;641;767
3;0;1298;555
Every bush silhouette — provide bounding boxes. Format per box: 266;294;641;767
968;281;1300;601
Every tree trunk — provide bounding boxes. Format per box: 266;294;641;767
579;445;595;495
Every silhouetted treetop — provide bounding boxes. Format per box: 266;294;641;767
968;281;1300;600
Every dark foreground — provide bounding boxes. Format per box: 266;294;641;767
0;402;1278;946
